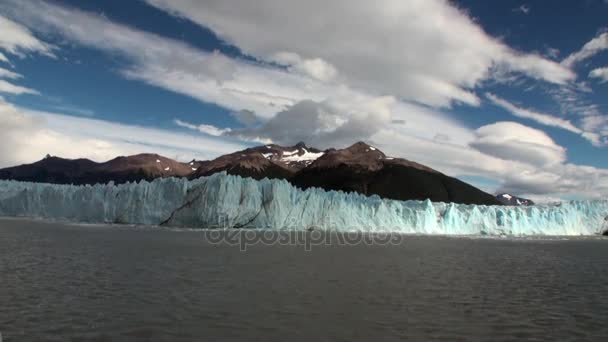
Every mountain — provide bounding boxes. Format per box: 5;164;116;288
0;142;501;205
0;154;192;185
496;193;535;206
190;142;323;180
291;142;501;205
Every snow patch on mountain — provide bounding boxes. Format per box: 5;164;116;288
281;149;324;163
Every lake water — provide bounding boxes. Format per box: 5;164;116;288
1;218;608;341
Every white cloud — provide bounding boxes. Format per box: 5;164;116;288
0;52;8;63
0;97;248;168
175;119;232;136
273;52;338;82
544;47;560;59
371;125;608;198
0;79;38;95
226;97;395;148
484;92;607;146
562;32;608;67
0;15;53;57
470;122;566;166
142;0;574;106
485;92;586;133
589;66;608;83
2;0;608;199
0;67;21;79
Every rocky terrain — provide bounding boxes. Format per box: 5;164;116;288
0;142;502;205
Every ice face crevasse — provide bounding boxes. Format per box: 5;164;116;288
0;172;607;236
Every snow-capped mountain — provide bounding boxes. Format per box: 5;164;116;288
189;142;324;180
496;193;535;206
0;142;501;205
291;142;500;205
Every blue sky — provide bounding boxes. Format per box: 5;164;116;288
0;0;607;201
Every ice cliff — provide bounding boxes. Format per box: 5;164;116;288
1;172;607;236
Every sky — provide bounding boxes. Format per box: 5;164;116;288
0;0;607;201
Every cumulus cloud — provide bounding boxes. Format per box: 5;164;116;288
589;67;608;83
0;97;248;168
562;32;608;67
226;97;394;148
371;126;608;199
470;122;566;166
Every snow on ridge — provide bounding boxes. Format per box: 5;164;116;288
282;150;299;157
282;150;324;163
502;194;513;200
262;153;274;159
156;159;161;163
164;167;170;171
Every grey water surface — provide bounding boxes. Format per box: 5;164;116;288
1;218;607;341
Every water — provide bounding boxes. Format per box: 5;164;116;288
1;218;608;341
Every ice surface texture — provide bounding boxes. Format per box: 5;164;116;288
1;172;607;236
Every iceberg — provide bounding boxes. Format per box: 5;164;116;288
1;172;607;236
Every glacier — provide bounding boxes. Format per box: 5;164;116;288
1;172;607;236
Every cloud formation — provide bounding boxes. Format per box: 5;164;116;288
0;79;38;95
175;119;232;137
470;122;566;167
1;0;608;199
144;0;574;108
0;67;21;79
0;97;248;168
562;32;608;67
589;67;608;83
485;92;605;146
224;97;394;148
0;15;53;57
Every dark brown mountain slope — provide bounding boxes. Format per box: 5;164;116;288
0;142;501;205
0;154;193;185
189;142;323;180
290;142;501;205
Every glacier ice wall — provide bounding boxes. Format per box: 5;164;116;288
1;172;607;236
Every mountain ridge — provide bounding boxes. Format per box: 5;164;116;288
0;142;502;205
